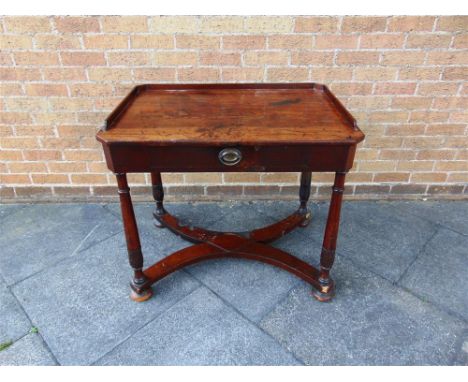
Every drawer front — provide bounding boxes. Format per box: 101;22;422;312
104;144;356;173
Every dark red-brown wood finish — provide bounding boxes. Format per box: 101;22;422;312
96;83;365;303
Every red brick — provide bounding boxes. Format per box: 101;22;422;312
391;184;428;194
266;68;309;82
14;51;59;66
221;68;264;82
336;52;380;66
427;185;465;195
406;33;452;49
0;84;22;96
54;16;100;33
360;34;405;49
382;51;425;65
15;187;53;197
244;186;280;196
176;35;220;49
418;83;460;97
355;185;391;195
294;16;339;33
398;67;441;81
436;16;468;32
374;173;410;183
0;52;12;65
268;35;313;49
130;35;172;49
133;68;176;82
354;67;397;81
200;52;241;66
26;84;68;96
388;16;435;32
0;186;15;199
61;52;106;66
374;83;417;95
35;34;81;50
54;187;91;197
42;68;86;81
244;51;288;66
177;68;220;82
32;174;69;184
206;186;243;196
23;150;63;161
341;16;387;33
452;34;468;49
330;83;373;96
315;35;358;49
4;16;51;33
0;68;41;81
443;67;468;80
107;52;152;66
426;51;468;65
0;112;31;124
417;150;456;160
311;67;353;82
290;51;334;65
222;35;266;49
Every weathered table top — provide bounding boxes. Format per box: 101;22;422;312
96;83;364;146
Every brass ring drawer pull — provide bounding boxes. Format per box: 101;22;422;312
218;148;242;166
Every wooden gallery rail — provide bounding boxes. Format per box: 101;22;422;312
96;83;365;303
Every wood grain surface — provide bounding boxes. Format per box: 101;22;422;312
97;83;364;146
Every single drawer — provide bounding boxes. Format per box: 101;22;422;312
104;143;356;173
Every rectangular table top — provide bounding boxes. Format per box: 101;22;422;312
96;83;364;147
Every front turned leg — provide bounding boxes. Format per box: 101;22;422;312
312;171;346;302
116;173;153;302
151;172;166;228
299;172;312;227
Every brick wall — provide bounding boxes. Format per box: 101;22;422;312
0;16;467;202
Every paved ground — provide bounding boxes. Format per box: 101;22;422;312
0;200;466;365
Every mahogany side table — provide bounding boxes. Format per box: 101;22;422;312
96;83;365;303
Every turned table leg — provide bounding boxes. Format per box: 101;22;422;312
312;171;346;302
115;173;153;302
151;172;165;228
299;171;312;227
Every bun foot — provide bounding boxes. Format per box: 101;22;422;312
130;287;153;302
154;219;165;229
153;212;166;228
311;284;335;302
299;211;312;227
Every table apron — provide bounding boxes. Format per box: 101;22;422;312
102;144;357;173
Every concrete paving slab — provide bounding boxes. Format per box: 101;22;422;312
260;258;466;365
96;287;301;365
0;334;57;366
12;232;200;365
0;204;120;285
400;227;468;320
